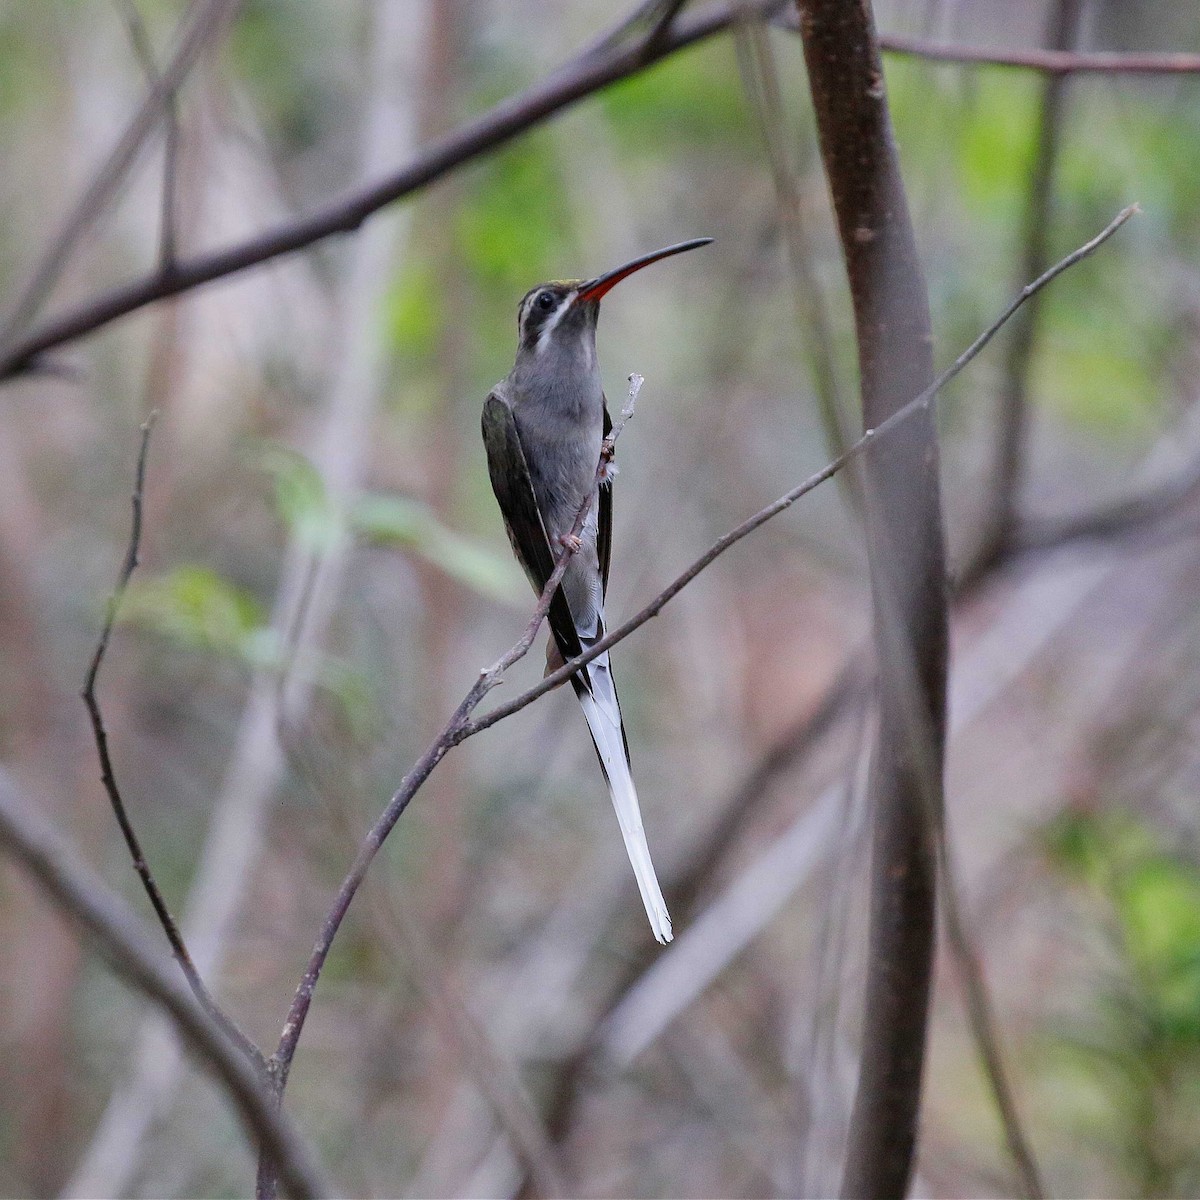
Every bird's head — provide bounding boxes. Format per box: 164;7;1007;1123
515;238;713;361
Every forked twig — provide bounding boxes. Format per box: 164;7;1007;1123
82;412;265;1070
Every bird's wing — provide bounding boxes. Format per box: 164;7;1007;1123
482;389;586;667
598;404;613;596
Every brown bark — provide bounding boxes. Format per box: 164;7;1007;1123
796;2;948;1196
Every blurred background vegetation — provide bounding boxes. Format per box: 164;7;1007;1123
1;0;1200;1196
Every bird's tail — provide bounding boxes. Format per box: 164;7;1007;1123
573;652;672;944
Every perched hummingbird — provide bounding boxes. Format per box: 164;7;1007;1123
482;238;712;945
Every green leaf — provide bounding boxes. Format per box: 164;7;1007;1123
120;566;278;667
256;443;341;550
351;494;524;602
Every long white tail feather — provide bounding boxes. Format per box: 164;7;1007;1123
577;655;672;944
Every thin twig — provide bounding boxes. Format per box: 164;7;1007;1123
733;16;852;475
118;0;182;271
0;771;328;1200
0;0;786;381
82;414;265;1070
877;33;1200;75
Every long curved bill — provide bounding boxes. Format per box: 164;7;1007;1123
575;237;713;304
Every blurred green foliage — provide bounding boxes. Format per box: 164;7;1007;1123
885;57;1190;437
1043;810;1200;1197
119;564;278;667
351;493;523;602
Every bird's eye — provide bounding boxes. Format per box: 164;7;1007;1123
536;291;556;312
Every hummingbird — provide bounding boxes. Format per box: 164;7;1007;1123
482;238;712;945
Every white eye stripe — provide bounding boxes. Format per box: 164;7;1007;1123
536;291;577;354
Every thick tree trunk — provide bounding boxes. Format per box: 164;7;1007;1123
796;3;949;1196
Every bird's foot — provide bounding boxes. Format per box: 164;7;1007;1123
558;532;583;554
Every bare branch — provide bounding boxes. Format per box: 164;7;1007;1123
0;0;1180;386
82;415;265;1069
877;33;1200;75
733;17;853;478
937;833;1045;1199
796;6;947;1188
0;0;785;382
118;0;183;271
0;772;328;1200
0;0;238;346
1014;451;1200;555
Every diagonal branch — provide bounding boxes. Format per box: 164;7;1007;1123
971;0;1088;579
0;771;328;1200
0;0;238;347
118;0;184;271
0;0;785;382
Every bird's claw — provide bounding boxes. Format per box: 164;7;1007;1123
558;532;583;554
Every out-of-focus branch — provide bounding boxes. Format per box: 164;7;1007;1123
0;0;238;346
1014;452;1200;554
971;0;1088;578
937;833;1044;1198
367;869;570;1197
0;772;328;1200
878;34;1200;75
81;414;264;1069
734;18;855;499
796;2;943;1193
0;0;785;382
118;0;183;271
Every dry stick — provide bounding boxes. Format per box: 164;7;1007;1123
733;18;854;489
0;0;237;347
81;414;265;1070
0;773;328;1200
878;34;1200;75
0;0;786;381
118;0;182;271
267;207;1133;1131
